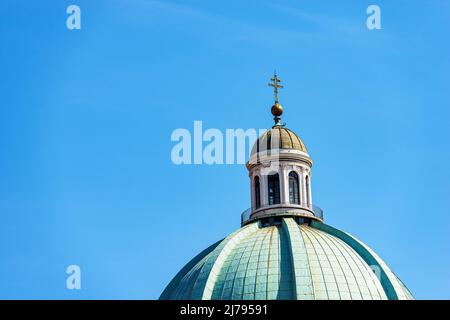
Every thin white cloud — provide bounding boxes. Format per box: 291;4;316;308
116;0;394;50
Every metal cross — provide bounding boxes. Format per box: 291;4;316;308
268;72;284;103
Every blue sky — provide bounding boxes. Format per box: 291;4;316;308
0;0;449;299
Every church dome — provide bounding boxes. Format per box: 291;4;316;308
159;218;413;300
160;73;413;300
251;126;308;156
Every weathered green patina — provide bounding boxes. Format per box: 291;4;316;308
159;218;413;300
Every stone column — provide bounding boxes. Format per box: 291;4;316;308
249;172;255;210
307;173;312;205
280;165;289;205
261;173;269;207
300;169;306;205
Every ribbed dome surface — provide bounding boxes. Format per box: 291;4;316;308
251;126;308;155
160;218;413;300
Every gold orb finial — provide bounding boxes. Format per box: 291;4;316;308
268;71;284;125
271;102;283;116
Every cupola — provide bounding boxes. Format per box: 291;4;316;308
244;73;320;226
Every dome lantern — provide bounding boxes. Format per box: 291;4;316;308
245;73;317;226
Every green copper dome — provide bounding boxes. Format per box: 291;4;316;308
159;218;413;300
160;74;413;300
